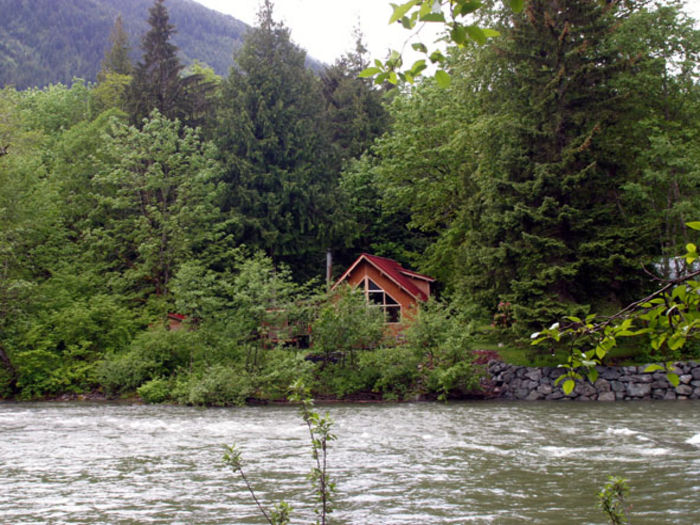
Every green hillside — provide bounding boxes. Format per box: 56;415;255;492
0;0;249;88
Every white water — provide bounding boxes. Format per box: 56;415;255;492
1;401;698;524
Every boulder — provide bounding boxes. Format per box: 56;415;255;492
627;383;651;398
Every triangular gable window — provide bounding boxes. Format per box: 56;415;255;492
363;278;401;323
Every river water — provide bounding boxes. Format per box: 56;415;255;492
1;401;699;524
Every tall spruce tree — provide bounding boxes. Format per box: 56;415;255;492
456;0;652;327
97;15;133;82
214;0;339;279
373;0;674;329
321;27;390;163
128;0;213;127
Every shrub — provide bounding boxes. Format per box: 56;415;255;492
96;328;196;394
175;365;253;406
312;286;385;365
137;377;171;404
255;349;313;400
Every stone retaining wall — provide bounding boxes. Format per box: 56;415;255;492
487;361;700;401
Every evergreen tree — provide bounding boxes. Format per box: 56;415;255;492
451;0;664;327
128;0;213;127
375;0;685;329
97;15;132;82
214;0;339;279
321;27;390;163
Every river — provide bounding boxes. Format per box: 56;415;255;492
1;401;698;524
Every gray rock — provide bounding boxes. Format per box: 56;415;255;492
598;391;616;402
515;388;530;399
525;369;542;382
675;384;693;396
546;391;565;400
599;367;620;380
663;390;677;400
679;374;693;385
550;368;566;379
594;378;611;392
611;381;625;392
537;384;553;395
627;383;651;397
525;390;543;401
692;368;700;381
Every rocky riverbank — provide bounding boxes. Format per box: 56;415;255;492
488;361;700;401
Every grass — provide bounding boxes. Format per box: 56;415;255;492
471;325;657;368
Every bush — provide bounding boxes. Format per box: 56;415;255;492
255;349;313;400
360;347;420;400
174;365;253;406
96;328;196;394
137;377;171;403
312;286;385;365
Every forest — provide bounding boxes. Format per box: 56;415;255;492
0;0;699;403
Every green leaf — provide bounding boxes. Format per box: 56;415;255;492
562;379;575;395
434;70;451;88
466;25;487;45
358;67;382;78
419;0;432;18
686;221;700;230
643;364;664;373
587;368;599;384
482;28;501;38
412;42;428;53
429;49;445;63
451;25;467;45
420;13;446;22
390;1;420;24
667;372;680;388
401;16;417;29
508;0;525;12
455;1;483;15
409;59;428;76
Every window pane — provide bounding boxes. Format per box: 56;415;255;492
386;306;401;323
385;293;399;305
368;291;384;305
367;279;381;291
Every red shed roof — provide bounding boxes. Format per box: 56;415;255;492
333;253;434;302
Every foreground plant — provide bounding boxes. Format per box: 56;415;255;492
223;380;336;525
598;476;631;525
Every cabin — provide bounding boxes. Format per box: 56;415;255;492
332;254;435;334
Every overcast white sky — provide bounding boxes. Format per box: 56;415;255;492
192;0;700;66
192;0;442;65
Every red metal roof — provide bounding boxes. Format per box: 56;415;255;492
334;253;434;302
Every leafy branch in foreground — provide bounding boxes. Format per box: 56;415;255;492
598;476;631;525
222;444;291;525
360;0;524;87
223;380;336;525
289;379;336;525
532;222;700;395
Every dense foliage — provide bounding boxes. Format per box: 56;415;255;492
0;0;698;402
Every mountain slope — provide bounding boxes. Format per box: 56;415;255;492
0;0;249;89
